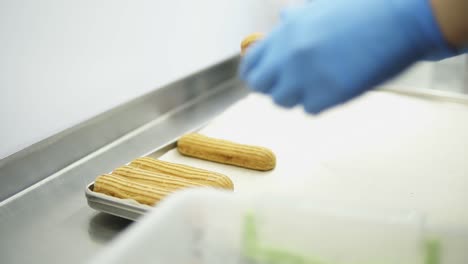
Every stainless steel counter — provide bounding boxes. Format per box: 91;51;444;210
0;57;248;264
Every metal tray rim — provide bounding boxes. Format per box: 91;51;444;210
86;182;150;220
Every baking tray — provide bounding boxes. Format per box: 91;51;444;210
85;140;190;220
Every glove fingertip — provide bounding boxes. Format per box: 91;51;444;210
272;90;301;108
239;46;265;80
246;72;268;93
303;104;322;115
238;60;250;80
240;50;260;75
303;95;340;115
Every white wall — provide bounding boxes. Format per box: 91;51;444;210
0;0;298;160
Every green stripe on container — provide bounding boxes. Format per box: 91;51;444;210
425;239;441;264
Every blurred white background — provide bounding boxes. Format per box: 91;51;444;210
0;0;466;160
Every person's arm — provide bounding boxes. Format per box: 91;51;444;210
431;0;468;48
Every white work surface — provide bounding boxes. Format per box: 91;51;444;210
161;91;468;228
92;90;468;264
158;91;468;261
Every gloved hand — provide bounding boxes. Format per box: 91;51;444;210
240;0;454;114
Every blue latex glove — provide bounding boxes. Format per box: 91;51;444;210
240;0;454;114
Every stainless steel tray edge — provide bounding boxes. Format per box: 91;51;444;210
86;183;149;221
0;56;241;202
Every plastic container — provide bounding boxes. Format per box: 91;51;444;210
89;189;428;264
